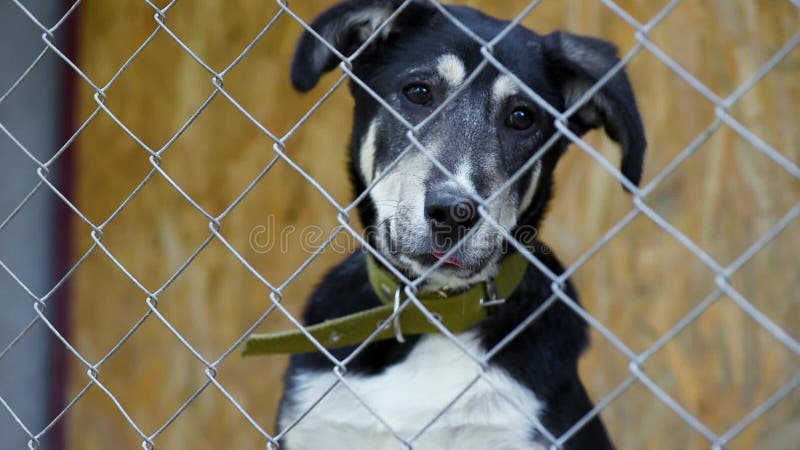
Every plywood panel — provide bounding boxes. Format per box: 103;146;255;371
68;1;799;449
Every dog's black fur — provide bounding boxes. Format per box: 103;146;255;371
278;1;646;448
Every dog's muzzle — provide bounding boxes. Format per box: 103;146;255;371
425;186;479;254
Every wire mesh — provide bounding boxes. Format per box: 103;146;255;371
0;0;798;449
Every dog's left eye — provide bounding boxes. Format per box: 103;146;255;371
506;107;535;130
403;83;432;105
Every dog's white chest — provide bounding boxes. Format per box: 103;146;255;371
280;332;544;450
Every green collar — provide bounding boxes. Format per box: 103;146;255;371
241;251;529;356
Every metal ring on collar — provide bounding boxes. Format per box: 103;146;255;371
479;277;506;307
393;287;405;343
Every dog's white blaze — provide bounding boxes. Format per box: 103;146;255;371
491;75;519;105
281;332;544;450
519;160;543;213
448;160;477;195
436;54;466;87
359;120;378;184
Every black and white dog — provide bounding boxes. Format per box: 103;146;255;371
277;1;645;448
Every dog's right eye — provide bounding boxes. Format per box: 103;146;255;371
403;83;432;105
506;107;535;130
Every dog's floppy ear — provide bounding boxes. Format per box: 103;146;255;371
543;31;646;189
291;0;434;92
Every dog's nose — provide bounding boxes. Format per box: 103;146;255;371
425;190;479;244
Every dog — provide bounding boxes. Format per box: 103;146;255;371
274;1;645;448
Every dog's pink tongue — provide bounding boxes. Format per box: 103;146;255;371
433;252;464;268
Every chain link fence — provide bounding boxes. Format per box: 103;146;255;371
1;0;798;449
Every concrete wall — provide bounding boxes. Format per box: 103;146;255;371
0;2;64;449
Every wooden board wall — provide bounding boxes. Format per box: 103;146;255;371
67;1;798;449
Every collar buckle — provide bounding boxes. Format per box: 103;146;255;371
479;277;506;307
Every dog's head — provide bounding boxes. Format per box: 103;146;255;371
292;0;646;289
